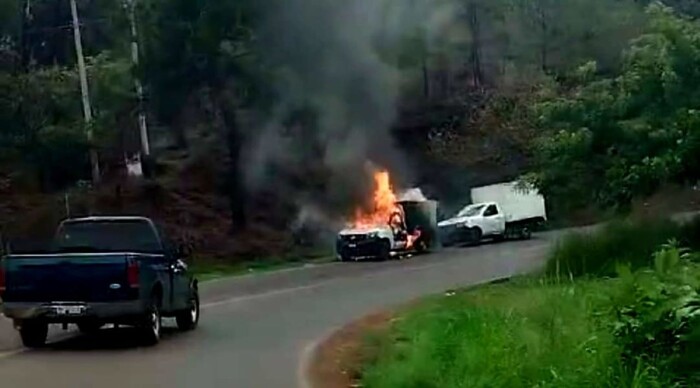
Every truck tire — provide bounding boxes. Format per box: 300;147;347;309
504;225;516;240
379;240;391;261
141;295;162;346
20;320;48;348
468;227;482;245
176;291;200;331
520;226;532;240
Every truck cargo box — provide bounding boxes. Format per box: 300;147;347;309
470;182;547;224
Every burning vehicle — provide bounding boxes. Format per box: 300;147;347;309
336;171;438;261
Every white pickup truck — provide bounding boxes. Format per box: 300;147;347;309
438;182;547;246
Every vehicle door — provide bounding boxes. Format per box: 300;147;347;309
156;226;190;312
388;211;407;250
482;205;505;236
170;250;192;311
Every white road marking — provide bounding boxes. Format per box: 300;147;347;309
298;339;320;388
0;349;24;360
293;244;549;388
201;283;327;309
199;256;485;309
199;243;548;310
0;331;76;361
202;261;343;285
0;242;549;370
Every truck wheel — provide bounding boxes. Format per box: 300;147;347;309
379;240;391;261
77;322;103;334
469;228;483;245
520;227;532;240
504;226;516;240
441;234;456;247
176;291;200;331
19;321;48;348
141;296;162;346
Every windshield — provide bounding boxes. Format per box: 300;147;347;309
456;204;485;218
54;220;162;254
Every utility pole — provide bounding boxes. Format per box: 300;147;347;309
125;0;151;169
20;0;32;70
69;0;100;184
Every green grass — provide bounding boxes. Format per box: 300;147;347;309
545;216;700;278
360;218;700;387
361;279;675;388
191;255;335;282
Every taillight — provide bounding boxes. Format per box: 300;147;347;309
127;260;140;288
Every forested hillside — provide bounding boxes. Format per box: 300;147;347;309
0;1;698;260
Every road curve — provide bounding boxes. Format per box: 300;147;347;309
0;232;562;388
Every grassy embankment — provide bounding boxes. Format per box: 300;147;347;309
361;218;700;387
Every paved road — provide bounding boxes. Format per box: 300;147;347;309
0;232;563;388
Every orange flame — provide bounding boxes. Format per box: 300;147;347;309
350;170;400;230
350;169;423;250
407;229;422;249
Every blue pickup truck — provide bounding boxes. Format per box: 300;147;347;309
0;216;200;347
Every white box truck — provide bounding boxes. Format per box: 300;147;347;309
438;181;547;246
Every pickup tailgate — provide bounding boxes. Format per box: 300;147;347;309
3;253;133;303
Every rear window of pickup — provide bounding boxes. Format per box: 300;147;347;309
54;220;162;254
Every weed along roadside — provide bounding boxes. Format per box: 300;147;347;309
312;216;700;388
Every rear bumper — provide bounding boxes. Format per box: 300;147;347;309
337;239;386;259
1;300;146;322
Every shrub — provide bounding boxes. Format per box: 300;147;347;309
678;216;700;251
611;242;700;384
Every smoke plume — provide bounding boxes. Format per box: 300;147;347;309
243;0;457;231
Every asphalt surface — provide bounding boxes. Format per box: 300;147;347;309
0;231;564;388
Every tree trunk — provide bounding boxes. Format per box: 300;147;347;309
19;0;32;70
173;123;188;149
537;4;549;73
212;88;247;233
422;56;430;99
467;1;483;88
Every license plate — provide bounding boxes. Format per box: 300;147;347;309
53;306;85;316
349;243;357;248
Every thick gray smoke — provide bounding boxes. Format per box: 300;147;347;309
244;0;457;232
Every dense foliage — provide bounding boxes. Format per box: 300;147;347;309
613;242;700;384
0;1;699;237
531;5;700;210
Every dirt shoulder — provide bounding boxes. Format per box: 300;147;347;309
307;310;395;388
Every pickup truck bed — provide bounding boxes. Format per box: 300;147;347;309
3;253;142;303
